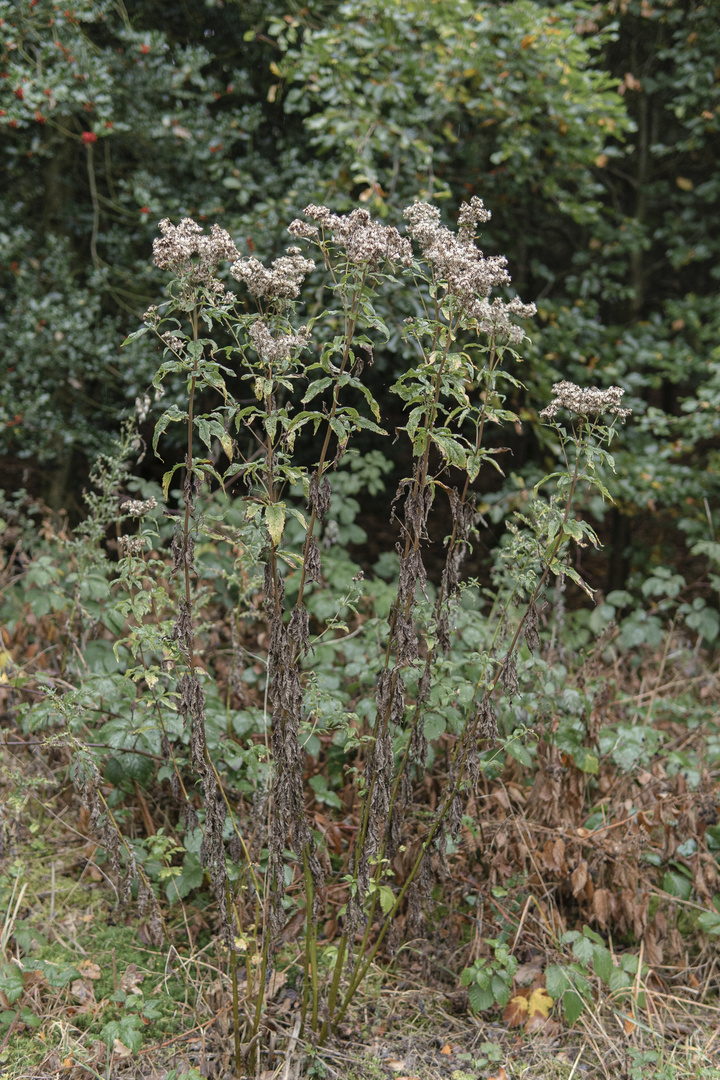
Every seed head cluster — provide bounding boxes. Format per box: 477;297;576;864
292;205;413;269
153;218;240;285
121;496;157;517
249;319;309;362
118;534;148;556
539;381;632;421
231;246;315;300
403;198;536;343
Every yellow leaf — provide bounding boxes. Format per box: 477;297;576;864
503;994;529;1028
676;176;693;191
528;987;554;1018
0;647;14;684
595;154;608;168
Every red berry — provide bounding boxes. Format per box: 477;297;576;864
81;131;97;144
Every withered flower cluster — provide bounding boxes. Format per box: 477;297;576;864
248;320;309;362
118;534;148;556
153;218;240;287
539;380;632;421
231;247;315;300
403;198;536;343
121;497;157;518
291;205;413;269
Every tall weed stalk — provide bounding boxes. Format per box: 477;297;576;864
50;199;629;1064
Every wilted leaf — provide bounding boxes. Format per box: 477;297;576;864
78;961;101;981
265;503;286;547
113;1039;133;1059
527;987;553;1019
514;957;544;986
118;964;144;994
503;994;528;1028
571;861;588;897
593;888;611;928
385;1058;406;1072
70;979;96;1012
542;837;566;873
524;1012;561;1036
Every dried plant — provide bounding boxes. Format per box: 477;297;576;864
55;194;630;1068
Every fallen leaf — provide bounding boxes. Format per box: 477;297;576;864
112;1039;133;1059
571;861;588;897
70;979;96;1012
488;1068;508;1080
267;970;287;999
280;909;306;943
119;964;144;994
385;1058;406;1071
440;1044;453;1055
514;957;544;986
525;1013;561;1036
504;995;529;1028
624;1016;636;1035
527;987;553;1019
78;960;101;981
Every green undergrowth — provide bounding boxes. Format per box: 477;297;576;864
0;826;191;1077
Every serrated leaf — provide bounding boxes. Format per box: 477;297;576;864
468;983;495;1013
572;935;594;965
563;991;584;1025
544;964;570;999
592;944;614;984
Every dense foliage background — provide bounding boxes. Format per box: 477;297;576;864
2;0;720;590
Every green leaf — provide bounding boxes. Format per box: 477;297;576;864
468;983;495;1013
545;964;570;999
161;462;184;502
592;944;614;984
662;869;692;900
698;911;720;936
265;504;286;547
153;405;188;457
572;935;594;966
563;991;584;1025
122;326;149;346
574;750;599;774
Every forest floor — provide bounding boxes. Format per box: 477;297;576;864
1;692;719;1080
